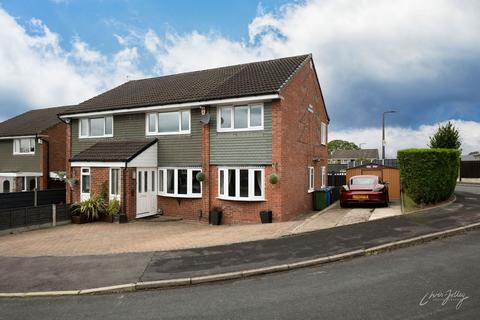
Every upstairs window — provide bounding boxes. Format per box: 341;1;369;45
13;138;35;155
79;116;113;138
147;110;190;135
218;104;263;132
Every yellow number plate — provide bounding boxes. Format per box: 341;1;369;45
353;195;369;199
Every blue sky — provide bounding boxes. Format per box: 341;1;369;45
0;0;479;155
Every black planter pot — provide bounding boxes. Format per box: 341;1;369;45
210;209;222;225
260;210;272;224
119;213;128;224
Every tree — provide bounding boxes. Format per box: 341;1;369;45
328;139;359;154
429;121;461;149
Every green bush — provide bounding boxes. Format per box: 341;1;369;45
398;148;460;205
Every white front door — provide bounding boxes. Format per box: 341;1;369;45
136;168;157;218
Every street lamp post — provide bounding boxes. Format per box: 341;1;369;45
382;110;396;160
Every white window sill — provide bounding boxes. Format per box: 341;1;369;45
13;153;35;156
217;196;266;202
308;189;314;193
146;131;190;136
217;127;264;133
79;135;113;139
158;193;202;199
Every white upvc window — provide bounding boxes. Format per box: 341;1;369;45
308;166;315;192
217;104;264;132
80;167;91;200
321;166;327;188
13;138;35;155
21;176;37;191
146;110;191;135
109;168;121;201
321;122;327;145
79;116;113;138
158;167;202;198
218;167;265;201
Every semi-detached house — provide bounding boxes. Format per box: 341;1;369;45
0;106;70;193
59;54;330;224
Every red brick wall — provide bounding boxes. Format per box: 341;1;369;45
158;197;203;221
123;167;136;221
273;59;329;220
43;122;67;172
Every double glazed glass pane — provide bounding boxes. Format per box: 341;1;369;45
80;119;89;136
250;105;262;127
178;169;188;194
105;117;113;135
192;170;201;194
82;175;90;193
167;169;175;194
181;111;190;131
90;118;105;136
148;114;157;132
228;169;236;197
111;169;119;195
239;169;249;197
220;107;232;128
219;170;225;195
254;170;262;197
19;139;31;153
158;170;164;192
158;112;179;133
234;106;248;129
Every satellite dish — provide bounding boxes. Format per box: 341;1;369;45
200;113;211;124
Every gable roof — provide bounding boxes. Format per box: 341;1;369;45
0;105;73;138
60;54;311;116
330;149;380;160
70;139;157;162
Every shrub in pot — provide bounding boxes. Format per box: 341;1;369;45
72;195;106;222
102;199;121;223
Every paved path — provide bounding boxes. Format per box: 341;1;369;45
0;200;401;257
0;186;478;293
2;229;479;320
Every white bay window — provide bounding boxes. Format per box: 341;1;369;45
218;167;264;201
217;104;263;132
147;110;191;135
158;168;201;198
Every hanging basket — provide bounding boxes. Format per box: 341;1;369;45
196;172;206;182
268;173;279;185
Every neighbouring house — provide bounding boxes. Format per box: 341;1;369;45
59;54;330;224
461;152;480;161
329;149;379;165
0;106;71;193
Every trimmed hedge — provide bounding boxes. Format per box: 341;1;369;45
398;148;460;204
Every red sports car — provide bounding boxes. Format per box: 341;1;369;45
340;175;389;207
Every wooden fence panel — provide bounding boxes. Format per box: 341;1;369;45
460;161;480;178
0;189;65;209
0;204;72;231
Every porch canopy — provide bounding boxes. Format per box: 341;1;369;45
70;139;158;168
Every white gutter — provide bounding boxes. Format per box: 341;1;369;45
0;135;36;140
0;172;42;177
59;94;280;119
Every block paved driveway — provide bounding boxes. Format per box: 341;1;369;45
0;203;402;257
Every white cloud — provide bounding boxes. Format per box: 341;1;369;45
0;8;144;112
331;120;480;158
